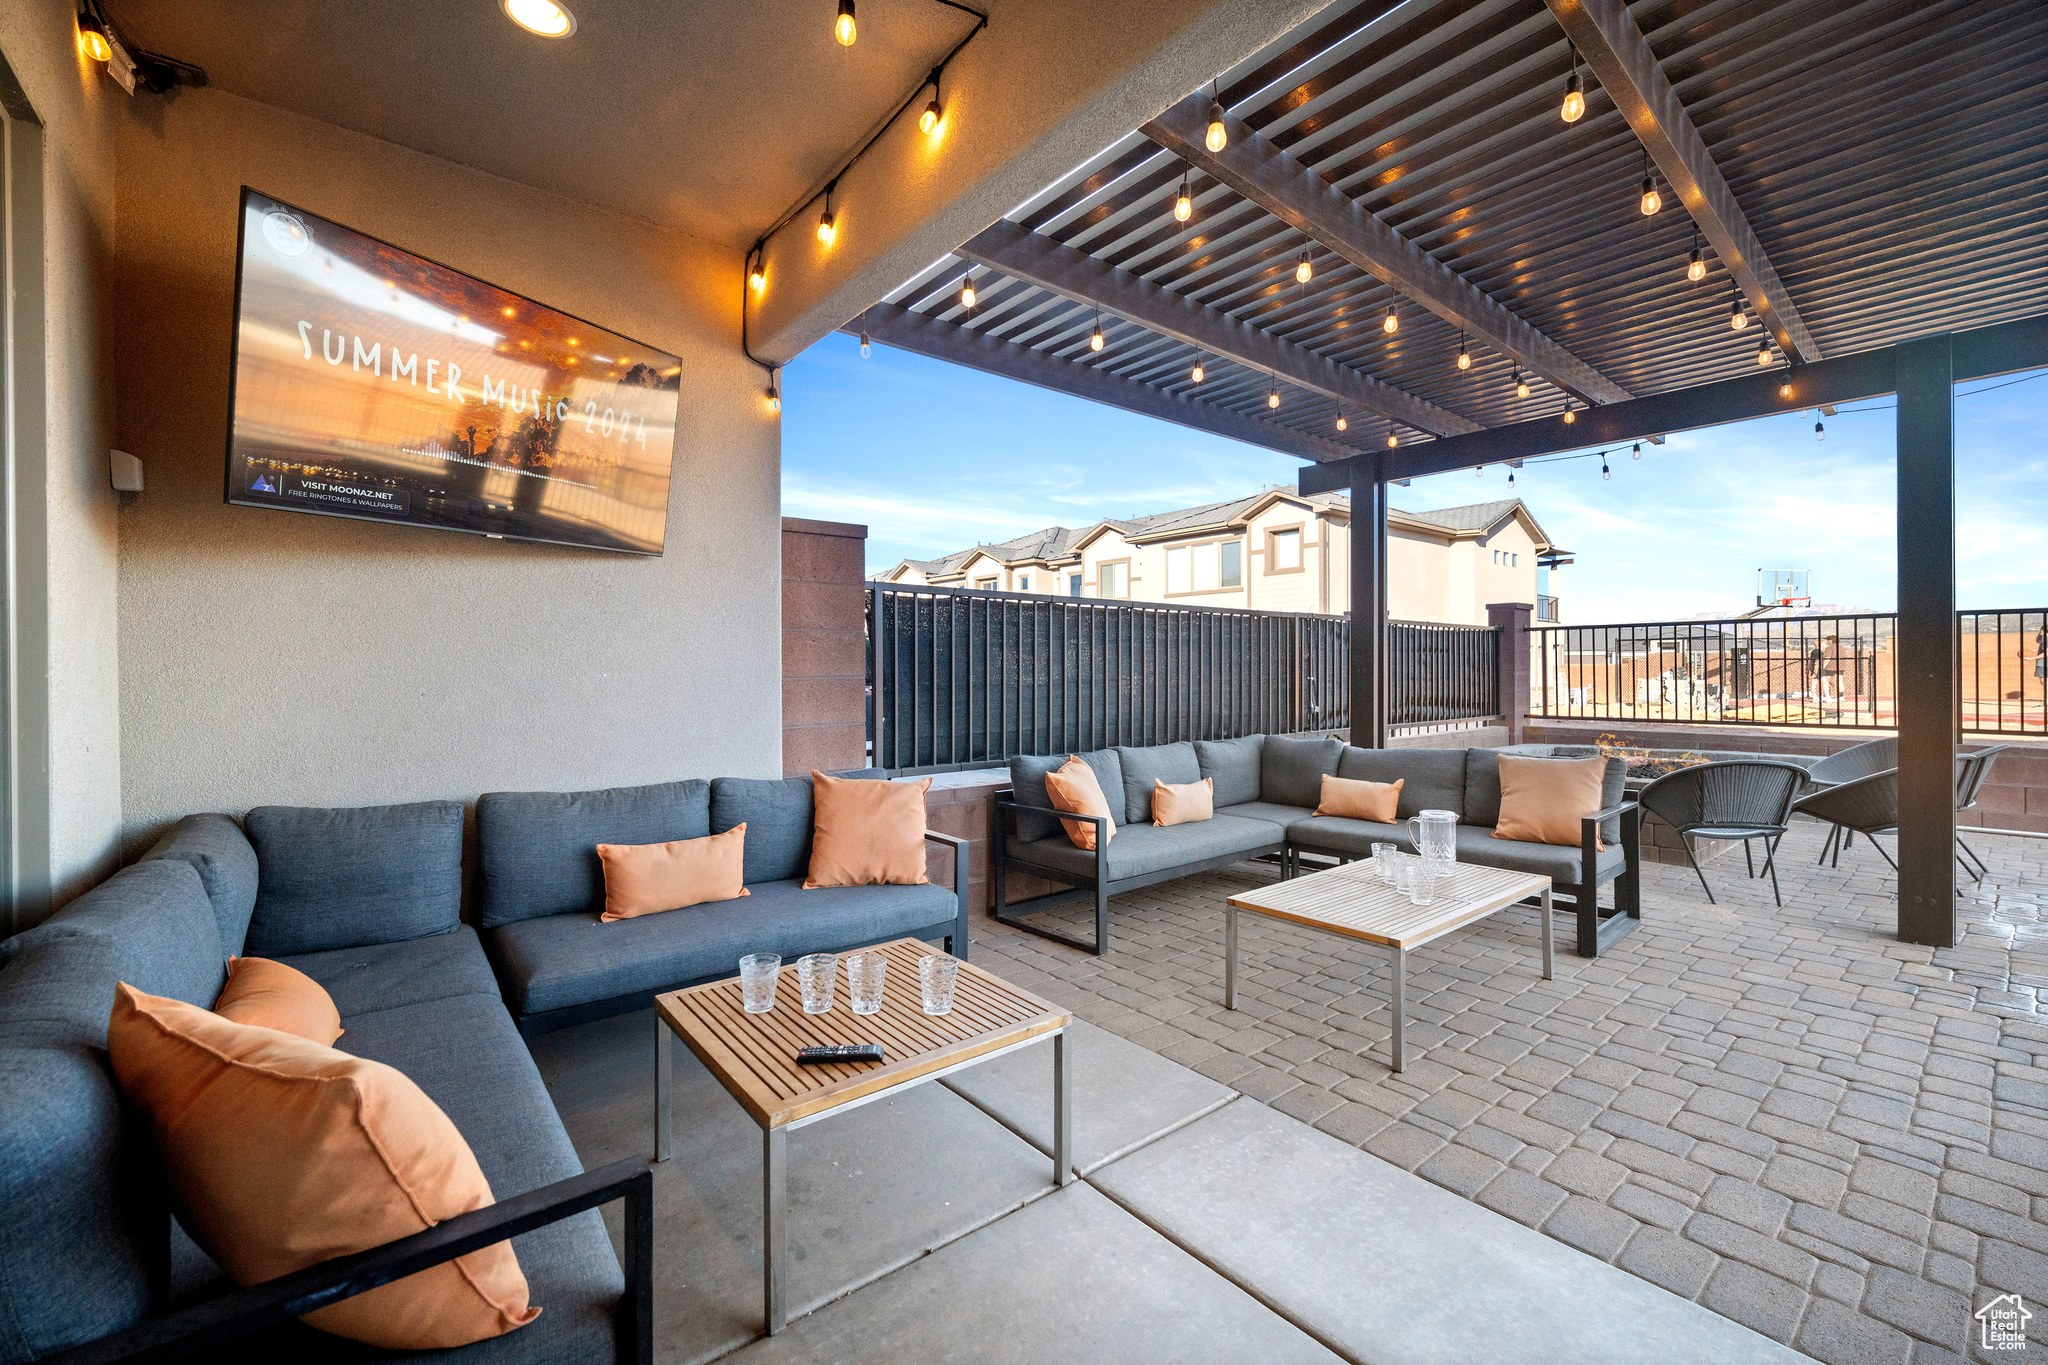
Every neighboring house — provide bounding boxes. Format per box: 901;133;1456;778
873;490;1571;626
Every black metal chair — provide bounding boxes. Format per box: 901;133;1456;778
1791;768;1899;872
1637;760;1809;907
1804;736;1898;864
1953;745;2007;882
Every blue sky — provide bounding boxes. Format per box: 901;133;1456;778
782;331;2048;622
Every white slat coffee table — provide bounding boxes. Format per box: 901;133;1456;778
1225;861;1552;1073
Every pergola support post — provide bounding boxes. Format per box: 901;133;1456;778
1895;333;1957;947
1349;456;1388;748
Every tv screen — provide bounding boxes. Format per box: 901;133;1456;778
225;188;679;554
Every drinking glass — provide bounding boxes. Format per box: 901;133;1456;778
1402;858;1437;906
796;953;839;1014
846;951;888;1015
739;954;781;1014
918;954;961;1015
1372;843;1398;882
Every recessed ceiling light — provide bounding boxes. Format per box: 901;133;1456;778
503;0;575;37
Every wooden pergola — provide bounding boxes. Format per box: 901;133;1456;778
849;0;2048;948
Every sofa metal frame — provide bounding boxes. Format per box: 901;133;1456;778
990;796;1284;956
46;1159;654;1365
507;831;972;1037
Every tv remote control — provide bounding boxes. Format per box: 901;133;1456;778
796;1044;884;1064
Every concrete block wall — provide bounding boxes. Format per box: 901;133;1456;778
782;518;868;777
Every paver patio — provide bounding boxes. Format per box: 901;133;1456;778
978;818;2048;1364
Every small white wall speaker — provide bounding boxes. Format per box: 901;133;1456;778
110;450;144;492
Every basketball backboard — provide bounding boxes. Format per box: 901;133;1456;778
1758;569;1811;608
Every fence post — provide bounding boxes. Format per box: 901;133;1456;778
1487;602;1532;745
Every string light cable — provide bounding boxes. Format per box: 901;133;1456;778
740;0;990;383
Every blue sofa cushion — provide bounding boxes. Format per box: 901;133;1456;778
1338;745;1466;820
14;861;226;1008
0;934;157;1361
1465;751;1625;843
1194;735;1264;807
1454;824;1626;884
277;926;500;1021
487;880;958;1018
1113;743;1202;826
1007;749;1124;844
137;814;259;955
243;801;463;956
1259;735;1342;808
477;780;712;928
1008;814;1283;883
1286;815;1405;856
710;777;815;886
1217;800;1315;827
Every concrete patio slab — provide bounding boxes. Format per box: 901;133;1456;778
724;1179;1345;1365
940;1018;1236;1175
1090;1098;1803;1365
532;1010;1060;1363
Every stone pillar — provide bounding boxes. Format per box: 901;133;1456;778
1487;601;1533;746
781;518;869;776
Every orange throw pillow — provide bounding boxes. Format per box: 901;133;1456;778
107;984;537;1350
214;957;343;1045
598;824;750;920
1314;774;1403;822
805;771;932;888
1493;755;1608;850
1152;778;1214;827
1044;757;1117;851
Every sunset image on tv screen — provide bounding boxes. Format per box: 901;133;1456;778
225;188;680;554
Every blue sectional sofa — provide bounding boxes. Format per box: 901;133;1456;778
475;774;970;1035
995;735;1640;958
0;803;645;1365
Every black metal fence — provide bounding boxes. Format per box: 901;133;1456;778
1528;608;2047;735
866;585;1506;772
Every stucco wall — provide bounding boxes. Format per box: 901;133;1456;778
111;87;781;849
0;3;124;915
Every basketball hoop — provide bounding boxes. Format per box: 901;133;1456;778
1757;569;1811;610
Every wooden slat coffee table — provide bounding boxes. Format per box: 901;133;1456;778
1225;861;1552;1074
653;938;1071;1334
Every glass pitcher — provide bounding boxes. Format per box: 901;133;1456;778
1408;809;1458;880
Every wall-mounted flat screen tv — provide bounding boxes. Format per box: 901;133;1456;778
225;188;679;554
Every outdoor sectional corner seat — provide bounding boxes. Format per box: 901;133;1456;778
477;774;970;1035
995;735;1641;959
0;804;647;1365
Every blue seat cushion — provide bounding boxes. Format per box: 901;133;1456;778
1216;800;1314;828
13;860;226;1008
1008;815;1282;883
276;926;500;1021
1286;815;1405;857
710;777;816;885
477;780;712;928
1337;745;1466;820
1454;824;1625;885
1112;743;1201;826
1007;750;1124;843
1194;736;1264;807
244;801;464;956
137;814;259;956
488;880;959;1017
1259;735;1341;807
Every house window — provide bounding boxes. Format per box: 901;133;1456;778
1270;529;1301;572
976;576;998;590
1017;574;1031;592
1220;540;1242;587
1511;553;1518;567
1099;562;1125;598
1166;546;1190;595
1193;542;1219;591
1069;573;1084;597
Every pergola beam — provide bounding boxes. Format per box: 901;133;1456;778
1146;95;1632;409
1547;0;1820;364
851;304;1355;464
957;221;1481;439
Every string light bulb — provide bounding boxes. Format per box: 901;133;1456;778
1757;338;1772;366
1090;311;1105;352
1173;172;1193;224
1687;227;1706;282
748;260;765;292
1508;470;1516;487
765;380;782;415
1383;305;1399;334
1456;331;1471;370
959;274;977;310
77;9;112;62
1780;380;1794;398
1336;414;1348;432
1267;376;1280;409
1515;368;1530;399
859;326;871;359
816;208;836;246
1561;50;1585;123
1296;249;1313;285
1631;442;1642;459
920;97;942;135
1563;402;1576;425
1815;420;1826;441
1206;95;1228;153
1639;151;1661;216
834;0;856;46
1729;289;1748;330
1387;431;1399;448
1191;353;1205;384
1602;454;1612;480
